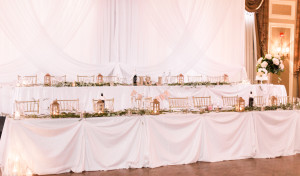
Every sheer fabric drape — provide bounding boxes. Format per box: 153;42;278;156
0;0;246;83
245;12;257;83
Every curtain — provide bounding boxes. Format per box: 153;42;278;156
255;0;269;59
245;12;257;83
0;0;246;83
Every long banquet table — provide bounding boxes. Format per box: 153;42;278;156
0;110;300;175
0;84;287;114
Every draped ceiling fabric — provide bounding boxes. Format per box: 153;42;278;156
245;0;264;12
0;0;246;83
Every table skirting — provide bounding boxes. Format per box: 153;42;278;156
0;84;287;114
0;110;299;175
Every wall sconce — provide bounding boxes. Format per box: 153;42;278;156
276;32;289;57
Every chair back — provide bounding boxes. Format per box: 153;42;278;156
254;96;266;107
192;96;211;108
57;99;79;112
143;97;153;110
103;76;117;83
131;94;143;109
276;96;291;105
207;75;224;83
222;96;238;107
169;97;189;110
167;76;178;84
188;76;204;83
77;75;94;83
51;75;66;84
18;75;38;86
15;100;39;115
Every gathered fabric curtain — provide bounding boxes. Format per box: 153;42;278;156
0;0;246;83
245;12;257;83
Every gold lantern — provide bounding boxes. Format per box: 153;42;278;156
235;97;245;112
96;100;105;113
151;99;160;115
44;73;51;86
96;74;103;83
50;100;60;116
177;74;184;85
271;96;278;106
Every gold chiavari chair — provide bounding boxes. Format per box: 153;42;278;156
188;76;204;83
17;75;38;86
167;76;179;84
292;97;300;105
169;97;189;111
254;96;266;107
57;99;79;113
192;96;211;109
77;75;95;83
131;94;143;109
51;75;67;84
207;75;224;83
103;76;118;83
93;98;115;112
276;96;291;105
222;96;238;108
143;97;153;110
15;100;39;115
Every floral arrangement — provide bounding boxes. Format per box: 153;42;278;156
256;54;284;75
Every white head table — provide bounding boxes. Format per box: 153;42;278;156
0;110;299;175
0;84;287;114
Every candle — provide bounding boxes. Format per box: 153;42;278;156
72;81;76;87
13;165;18;174
15;111;20;120
26;169;32;176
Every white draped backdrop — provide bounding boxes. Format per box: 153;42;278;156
245;12;257;83
0;0;246;83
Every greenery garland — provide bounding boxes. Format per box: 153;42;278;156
19;103;300;119
43;81;231;87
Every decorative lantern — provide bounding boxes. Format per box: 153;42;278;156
50;100;60;116
96;74;103;83
177;74;184;85
151;99;160;115
271;96;278;106
145;76;151;86
96;100;105;113
138;76;144;86
223;74;229;83
157;77;162;86
44;73;51;86
235;97;245;112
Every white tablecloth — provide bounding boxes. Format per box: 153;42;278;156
0;84;287;114
0;110;299;175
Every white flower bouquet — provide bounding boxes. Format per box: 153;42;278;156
256;54;284;76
